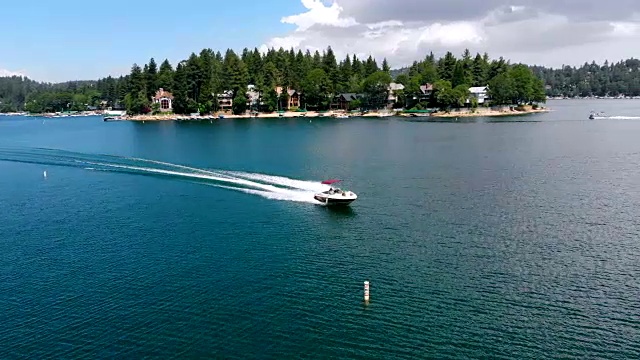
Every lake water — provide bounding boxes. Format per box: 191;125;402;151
1;100;639;359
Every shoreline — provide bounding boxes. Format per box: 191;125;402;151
429;107;550;118
2;106;550;120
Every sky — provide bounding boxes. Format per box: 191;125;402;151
2;0;640;82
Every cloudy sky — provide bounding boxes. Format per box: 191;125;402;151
2;0;639;82
264;0;640;68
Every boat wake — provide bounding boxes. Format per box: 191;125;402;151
590;115;640;120
606;116;640;120
0;147;329;205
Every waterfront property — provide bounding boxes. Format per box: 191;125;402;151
276;87;301;109
247;85;261;109
217;91;234;112
387;82;405;108
331;93;362;110
152;88;174;112
468;86;489;105
419;84;434;100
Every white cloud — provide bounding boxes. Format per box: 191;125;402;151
416;22;484;47
0;68;26;78
260;36;304;54
611;22;640;36
281;0;357;31
262;0;640;69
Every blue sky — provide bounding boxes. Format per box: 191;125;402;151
3;0;640;82
1;0;301;82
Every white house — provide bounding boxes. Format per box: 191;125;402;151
468;86;489;105
387;82;405;106
246;85;261;109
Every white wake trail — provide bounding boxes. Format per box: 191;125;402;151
78;160;326;204
80;161;287;193
224;171;329;192
607;116;640;120
125;157;222;176
210;184;323;204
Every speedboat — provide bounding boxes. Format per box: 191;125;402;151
314;180;357;206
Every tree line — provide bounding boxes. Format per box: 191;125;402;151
1;47;557;114
533;58;640;97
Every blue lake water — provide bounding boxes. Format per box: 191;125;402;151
1;100;639;358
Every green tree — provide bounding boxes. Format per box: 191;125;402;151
531;77;547;103
438;52;457;82
223;49;248;96
362;71;392;109
261;88;278;112
510;64;537;104
157;59;174;92
232;92;247;114
172;62;189;114
472;53;488;86
488;72;515;105
382;58;391;73
145;58;158;99
302;68;329;109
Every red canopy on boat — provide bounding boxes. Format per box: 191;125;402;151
321;179;342;185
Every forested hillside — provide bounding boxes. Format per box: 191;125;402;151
532;59;640;97
11;47;631;114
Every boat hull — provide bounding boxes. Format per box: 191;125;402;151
314;195;357;206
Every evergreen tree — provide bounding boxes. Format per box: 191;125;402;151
157;59;174;92
382;58;391;73
172;62;190;114
145;58;158;99
232;92;247;114
223;49;248;96
438;52;457;82
472;53;488;86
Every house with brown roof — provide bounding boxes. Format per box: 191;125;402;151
152;88;174;112
217;90;234;112
275;87;301;109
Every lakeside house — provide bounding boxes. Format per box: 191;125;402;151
246;85;261;109
331;93;362;110
152;88;174;112
419;84;434;100
468;86;489;105
276;87;301;109
388;82;405;108
217;90;233;112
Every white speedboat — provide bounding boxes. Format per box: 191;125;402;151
314;180;357;206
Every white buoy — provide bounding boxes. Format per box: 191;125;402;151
43;170;47;179
364;281;370;303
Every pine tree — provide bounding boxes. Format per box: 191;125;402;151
145;58;158;99
157;59;174;92
382;58;391;73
